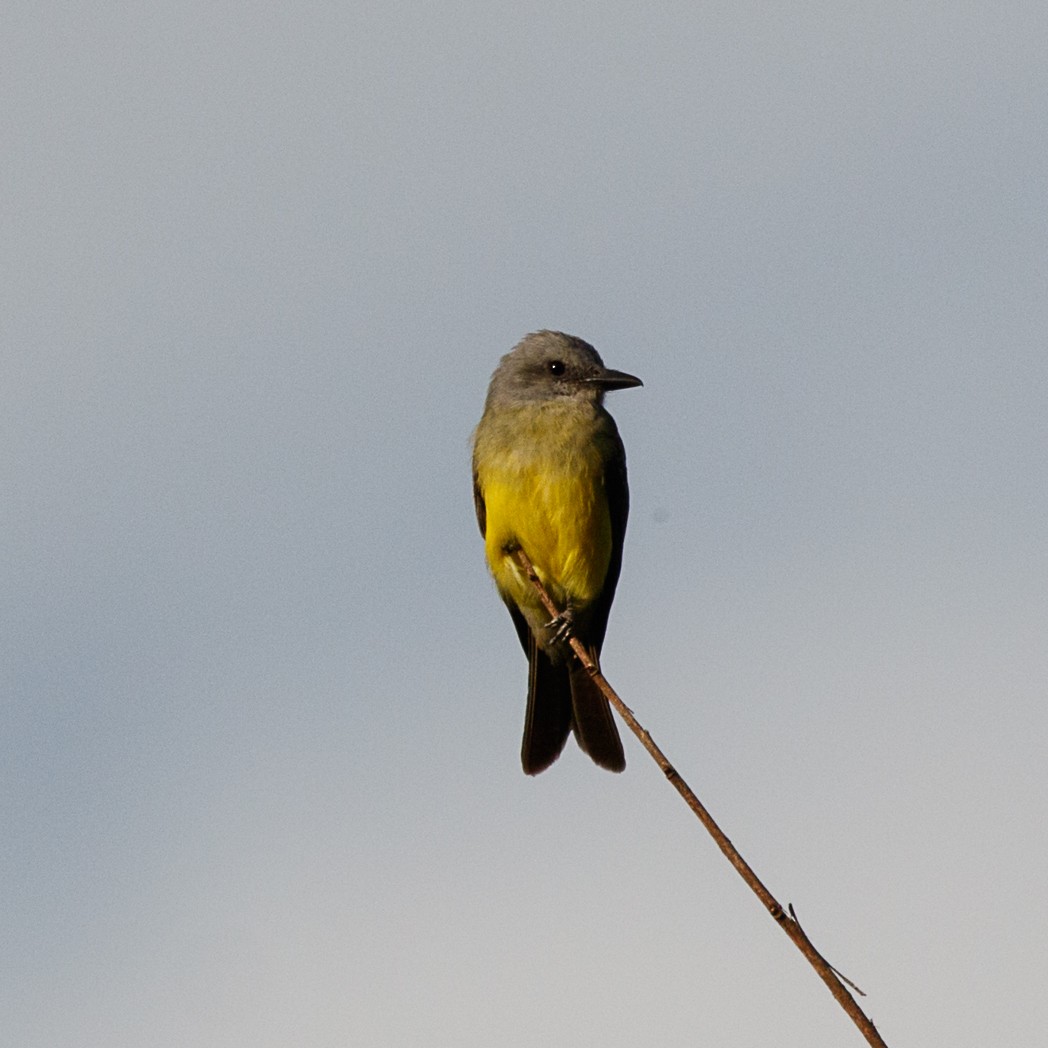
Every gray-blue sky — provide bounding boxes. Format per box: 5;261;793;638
4;3;1046;1045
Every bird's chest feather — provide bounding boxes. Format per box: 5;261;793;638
478;408;613;609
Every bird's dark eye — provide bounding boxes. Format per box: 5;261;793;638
548;360;566;376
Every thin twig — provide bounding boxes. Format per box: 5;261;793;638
513;547;889;1048
789;904;867;996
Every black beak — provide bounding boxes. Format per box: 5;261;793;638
587;367;643;391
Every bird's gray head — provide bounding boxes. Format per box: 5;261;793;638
484;330;642;409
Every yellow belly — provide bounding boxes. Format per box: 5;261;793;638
476;404;614;614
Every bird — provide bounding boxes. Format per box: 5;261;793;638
471;330;642;774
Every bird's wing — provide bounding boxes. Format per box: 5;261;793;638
583;421;630;656
472;466;486;537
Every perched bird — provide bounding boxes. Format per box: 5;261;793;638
472;331;642;774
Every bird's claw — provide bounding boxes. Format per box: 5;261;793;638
545;605;575;646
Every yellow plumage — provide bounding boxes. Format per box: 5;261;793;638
474;400;614;615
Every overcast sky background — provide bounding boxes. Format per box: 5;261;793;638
4;3;1047;1046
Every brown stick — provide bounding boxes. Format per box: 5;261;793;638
513;547;889;1048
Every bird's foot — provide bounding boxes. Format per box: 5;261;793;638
545;603;576;646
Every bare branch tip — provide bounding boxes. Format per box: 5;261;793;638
504;543;885;1043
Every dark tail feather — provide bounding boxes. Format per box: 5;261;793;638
521;637;573;775
569;652;625;773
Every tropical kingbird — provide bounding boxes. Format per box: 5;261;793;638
472;330;642;774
